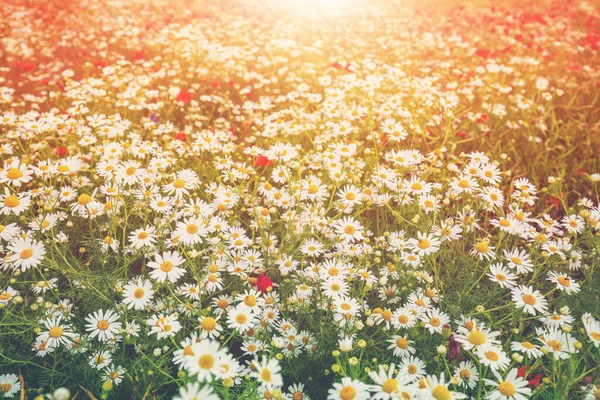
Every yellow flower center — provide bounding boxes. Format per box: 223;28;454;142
20;248;34;260
468;330;486;345
498;382;516;396
97;320;109;330
382;378;399;393
260;368;272;382
7;168;23;180
236;314;248;324
431;385;451;400
4;195;19;208
396;337;409;349
339;386;357;400
198;354;215;370
484;350;499;361
173;179;185;189
344;225;356;235
475;242;489;253
418;239;430;249
134;289;145;299
49;327;63;338
522;293;537;305
78;194;92;205
202;317;217;331
160;261;173;272
244;295;257;307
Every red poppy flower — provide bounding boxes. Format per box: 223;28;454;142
174;132;187;141
53;146;68;157
256;274;273;294
176;88;193;104
254;155;272;167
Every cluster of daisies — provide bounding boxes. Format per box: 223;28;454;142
1;0;600;399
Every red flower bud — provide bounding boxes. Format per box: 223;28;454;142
256;274;273;294
254;155;272;167
53;146;68;157
175;132;187;141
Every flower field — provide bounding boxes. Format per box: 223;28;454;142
1;0;600;398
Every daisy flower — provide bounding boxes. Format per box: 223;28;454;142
183;339;227;382
422;372;467;399
5;237;45;272
174;382;220;400
478;346;510;371
0;188;31;215
103;365;126;386
327;377;371;400
148;250;186;283
455;325;501;351
0;373;20;398
250;356;284;388
226;304;258;333
368;363;417;399
408;231;441;256
538;328;578;360
147;314;182;339
398;356;426;382
85;309;122;342
199;316;223;339
454;360;479;389
122;278;154;310
470;240;495;261
334;216;365;243
421;308;450;334
510;341;543;359
37;316;77;350
129;226;156;249
582;314;600;348
511;285;548;316
503;249;533;274
287;383;311;400
547;271;580;294
487;263;517;288
0;161;33;186
484;368;532;400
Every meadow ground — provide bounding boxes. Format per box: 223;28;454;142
0;0;600;399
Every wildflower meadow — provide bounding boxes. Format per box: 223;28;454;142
1;0;600;399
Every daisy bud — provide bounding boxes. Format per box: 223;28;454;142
66;221;73;228
357;340;367;348
153;348;161;356
331;364;341;373
512;328;520;334
332;350;340;357
450;376;460;385
53;388;70;400
574;341;583;350
436;345;447;355
366;317;375;327
475;305;485;313
276;353;283;360
14;296;22;303
349;357;359;366
31;304;38;311
542;377;552;384
223;378;234;388
512;353;524;363
560;306;570;315
541;346;549;355
102;381;113;392
562;326;572;333
354;320;364;330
